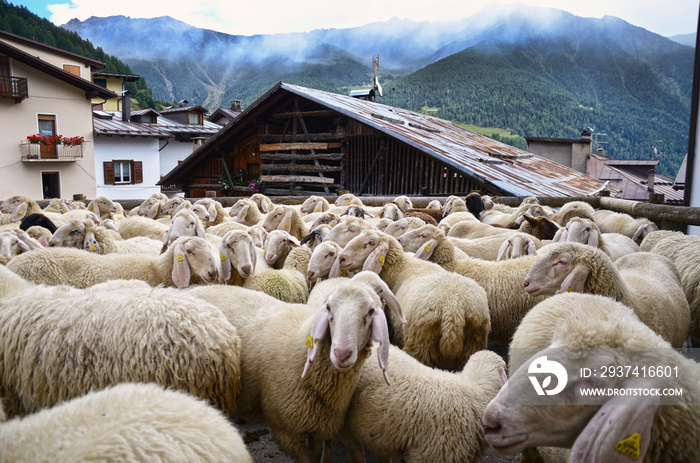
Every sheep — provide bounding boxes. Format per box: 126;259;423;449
250;192;275;213
116;215;170;240
24;225;52;247
247;223;268;247
391;224;547;343
442;229;541;261
219;230;270;285
307;240;345;283
0;382;253;463
160;208;207;250
50;218;162;255
378;202;404;221
300;195;331;213
550;200;595;226
448;193;475;216
392;195;413;211
592;209;659;243
299;224;332;251
262;229;301;269
17;213;58;234
229;197;267;225
496;233;539;261
7;236;221;289
192;272;406;462
0;270;241;418
639;229;683;252
383;216;426;238
0;229;43;261
309;211;343;230
650;233;700;338
205;220;248;237
337;230;491;370
340;348;506;463
443;219;516;239
0;195;65;224
323;216;369;246
480;199;549;228
129;195;166;219
85;196;119;220
160;196;190;216
554;216;640;261
242;245;311;303
517;213;561;240
523;242;690;347
261;204;310;241
193;198;229;227
341;205;374;219
426;199;442;210
483;293;700;463
335;193;365;207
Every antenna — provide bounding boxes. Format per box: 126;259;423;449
652;139;663;158
372;55;383;97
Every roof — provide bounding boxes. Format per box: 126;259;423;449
588;153;683;203
0;37;116;100
160;105;209;114
93;111;170;138
92;71;141;82
674;154;687;189
208;107;242;124
0;29;107;70
525;136;592;144
159;82;611;197
155;115;222;135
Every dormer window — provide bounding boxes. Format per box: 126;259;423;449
140;115;153;123
188;112;202;125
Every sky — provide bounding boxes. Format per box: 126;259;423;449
13;0;700;38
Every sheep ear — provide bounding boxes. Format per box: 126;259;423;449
496;239;511;262
552;228;567;243
632;224;649;244
161;229;172;253
236;205;250;223
260;200;271;214
587;229;600;248
313;201;324;213
414;238;439;261
556;263;590;294
171;242;191;289
570;389;659;463
194;220;206;239
527;239;537;256
302;304;330;379
83;231;100;253
363;241;390;273
208;202;218;221
147;203;159;219
249;240;258;274
370;307;392;385
219;242;232;283
10;202;28;222
277;209;294;233
328;255;343;278
16;232;43;250
288;235;301;247
371;278;405;324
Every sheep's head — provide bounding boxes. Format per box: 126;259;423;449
310;212;342;230
90;196;118;215
384;217;423;238
300;195;328;213
161;197;188;215
0;230;38;257
464;192;485;216
334;193;363;207
162;209;205;252
426;200;442;211
302;272;404;385
250;193;273;213
378;202;404;221
523;243;599;296
219;230;257;280
170;236;220;288
193;199;219;222
496;234;537;262
263;229;300;266
341;205;372;219
392;195;413;211
307;240;342;282
559;218;601;248
261;205;288;232
522;214;560;240
0;195;30;222
247;224;268;248
323;216;365;247
632;222;659;245
49;218;90;249
137;197;163;219
337;230;389;275
397;224;443;259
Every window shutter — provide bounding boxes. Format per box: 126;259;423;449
133;161;143;184
103;162;115;185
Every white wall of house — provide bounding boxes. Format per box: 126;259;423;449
0;59;97;200
94;136;161;200
159;139;196;178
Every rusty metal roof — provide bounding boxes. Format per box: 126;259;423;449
281;83;610;197
93;111;170;137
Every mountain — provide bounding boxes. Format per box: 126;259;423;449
668;32;696;47
60;4;694;177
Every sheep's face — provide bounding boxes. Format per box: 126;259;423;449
564;219;599;248
0;195;23;214
96;197;118;213
338;231;380;272
49;220;86;248
263;230;298;266
180;238;219;283
335;194;359;207
221;231;256;278
323;217;363;247
300;196;322;214
397;226;435;253
379;203;403;221
523;249;575;296
307;241;340;281
261;206;286;232
190;204;210;223
166;211;204;245
0;232;23;257
137;197;160;217
247;225;267;248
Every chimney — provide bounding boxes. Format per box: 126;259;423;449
647;167;655;192
121;90;131;122
580;127;593;141
231;100;242;112
597;147;605;156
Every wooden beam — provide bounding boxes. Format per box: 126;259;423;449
261;175;335;184
272;110;337;119
259;153;344;161
259;142;341;152
262;164;342;173
258;133;342;142
600;197;700;225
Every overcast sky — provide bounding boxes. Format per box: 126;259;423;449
15;0;700;37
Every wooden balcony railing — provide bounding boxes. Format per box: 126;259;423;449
0;76;28;102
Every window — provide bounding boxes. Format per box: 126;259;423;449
103;160;143;185
188;112;202;125
63;64;81;77
141;115;153;123
93;78;107;88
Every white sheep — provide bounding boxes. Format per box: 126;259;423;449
250;192;275;213
445;229;541;261
394;224;545;343
650;233;700;338
192;198;230;228
592;209;659;243
323;215;369;247
129;195;166;219
496;232;539;261
383;216;426;238
299;224;332;251
480;200;549;228
247;223;268;247
392;195;413;211
0;195;66;225
229;197;268;225
7;236;221;289
0;229;43;260
241;245;311;303
85;196;119;220
261;204;310;241
550;200;595;226
0;269;241;418
442;219;517;239
337;230;491;370
263;229;301;269
483;293;700;462
300;195;331;213
219;229;269;285
191;273;406;462
553;216;640;261
307;240;344;283
639;229;683;252
340;348;506;463
116;215;170;240
334;193;365;207
377;202;404;221
426;199;442;210
50;218;162;255
523;242;690;348
0;382;253;463
160;196;190;216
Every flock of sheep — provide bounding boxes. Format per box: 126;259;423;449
0;190;698;462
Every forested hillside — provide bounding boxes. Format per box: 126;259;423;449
0;0;167;109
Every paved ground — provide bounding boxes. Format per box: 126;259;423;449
238;418;521;462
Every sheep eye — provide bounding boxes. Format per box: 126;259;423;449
368;240;376;246
329;251;335;257
368;308;374;315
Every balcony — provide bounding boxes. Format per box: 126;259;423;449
20;141;85;162
0;76;28;102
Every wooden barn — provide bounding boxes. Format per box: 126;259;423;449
158;82;612;198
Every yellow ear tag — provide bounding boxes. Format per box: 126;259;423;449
379;255;385;263
424;245;431;253
90;245;96;252
263;248;267;254
177;254;185;262
220;253;227;261
242;212;246;216
567;287;573;292
306;335;313;349
615;433;641;459
339;270;343;277
18;210;23;215
63;208;68;213
285;222;289;228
